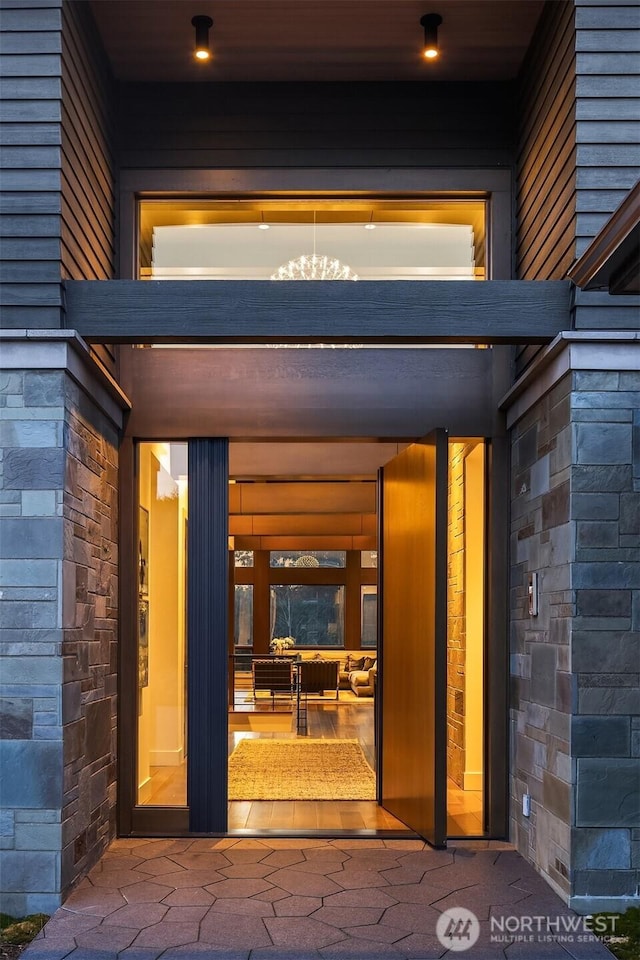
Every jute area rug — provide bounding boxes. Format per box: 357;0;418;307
228;738;376;801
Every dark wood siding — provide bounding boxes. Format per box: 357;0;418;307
516;0;577;282
60;0;115;282
117;81;515;171
0;0;63;327
573;0;640;330
0;0;115;332
515;0;576;371
60;1;116;367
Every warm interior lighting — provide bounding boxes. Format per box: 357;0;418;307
140;199;487;281
191;15;213;62
420;13;442;60
271;210;358;280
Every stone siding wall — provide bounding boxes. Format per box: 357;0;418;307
510;368;640;908
510;373;574;901
570;370;640;908
0;367;118;913
61;379;118;895
0;370;66;915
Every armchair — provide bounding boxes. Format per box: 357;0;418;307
297;659;340;700
252;658;294;708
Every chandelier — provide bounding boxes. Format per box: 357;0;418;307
271;211;358;281
294;555;320;567
271;254;358;281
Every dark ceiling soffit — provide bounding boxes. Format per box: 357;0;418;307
567;181;640;295
63;280;570;344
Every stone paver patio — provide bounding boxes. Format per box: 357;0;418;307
23;838;613;959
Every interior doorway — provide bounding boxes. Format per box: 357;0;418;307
131;435;489;840
227;478;407;833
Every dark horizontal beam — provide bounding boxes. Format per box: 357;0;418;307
64;280;571;344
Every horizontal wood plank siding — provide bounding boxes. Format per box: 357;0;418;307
60;0;116;366
0;0;63;327
515;0;576;373
117;81;515;171
574;0;640;329
60;0;115;282
516;0;577;282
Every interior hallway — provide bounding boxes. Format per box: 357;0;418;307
141;700;483;835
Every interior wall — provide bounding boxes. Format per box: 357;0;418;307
447;440;485;789
463;444;485;792
447;442;466;788
137;444;187;802
137;445;151;793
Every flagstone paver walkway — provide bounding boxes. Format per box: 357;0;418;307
22;838;613;959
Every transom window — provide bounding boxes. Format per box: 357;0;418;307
139;199;486;281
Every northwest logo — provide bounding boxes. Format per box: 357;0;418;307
436;908;481;952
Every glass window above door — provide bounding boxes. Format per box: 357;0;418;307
270;550;346;568
139;199;486;281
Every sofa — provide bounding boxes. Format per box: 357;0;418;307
342;654;377;697
294;650;377;697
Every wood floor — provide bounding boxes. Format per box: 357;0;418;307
141;698;484;835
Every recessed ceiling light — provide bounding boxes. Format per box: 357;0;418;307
258;222;270;230
364;223;376;230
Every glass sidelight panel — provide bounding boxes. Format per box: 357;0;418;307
137;443;188;806
446;440;485;836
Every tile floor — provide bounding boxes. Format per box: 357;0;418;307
23;838;613;959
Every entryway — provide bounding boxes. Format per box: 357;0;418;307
129;431;494;841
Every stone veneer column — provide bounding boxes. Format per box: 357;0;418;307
0;334;127;914
571;369;640;911
510;373;574;901
507;334;640;913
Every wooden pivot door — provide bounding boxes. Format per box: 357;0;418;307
379;430;448;846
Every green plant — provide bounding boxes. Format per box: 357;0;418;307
590;907;640;960
1;914;48;946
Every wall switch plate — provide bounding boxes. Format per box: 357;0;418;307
527;572;538;617
523;793;531;817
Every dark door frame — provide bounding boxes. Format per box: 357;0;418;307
118;432;509;840
187;438;229;833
